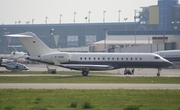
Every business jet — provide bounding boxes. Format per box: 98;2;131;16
5;32;173;76
154;50;180;62
0;59;28;71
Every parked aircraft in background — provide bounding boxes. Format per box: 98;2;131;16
0;50;28;60
11;51;28;59
154;50;180;62
5;32;173;76
0;58;28;71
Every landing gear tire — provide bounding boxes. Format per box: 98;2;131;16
157;73;160;77
82;71;89;76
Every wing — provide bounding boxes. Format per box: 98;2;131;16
51;58;114;71
61;64;114;70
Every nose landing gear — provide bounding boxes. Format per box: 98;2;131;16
157;68;161;77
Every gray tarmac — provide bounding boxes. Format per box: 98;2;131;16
1;64;180;77
27;64;180;77
0;64;180;90
0;83;180;90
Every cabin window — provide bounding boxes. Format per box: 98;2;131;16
103;58;105;60
131;58;133;60
94;58;96;60
108;58;110;60
89;57;91;60
84;57;86;60
126;58;128;60
98;57;100;60
140;58;142;60
55;56;56;58
80;57;82;60
135;58;137;60
112;58;114;60
117;58;119;60
122;58;123;60
154;56;160;59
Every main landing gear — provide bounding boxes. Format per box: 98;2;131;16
82;70;89;76
157;68;161;77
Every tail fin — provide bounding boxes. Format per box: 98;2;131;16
5;32;57;56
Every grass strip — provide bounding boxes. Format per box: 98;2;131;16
0;76;180;83
0;89;180;110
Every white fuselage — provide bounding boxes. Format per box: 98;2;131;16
29;52;172;71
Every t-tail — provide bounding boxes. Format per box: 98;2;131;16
5;32;58;56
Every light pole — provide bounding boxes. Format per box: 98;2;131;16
134;10;137;22
88;11;91;23
118;10;121;22
84;17;88;23
26;21;30;24
149;36;152;53
50;28;54;35
74;12;76;23
59;14;62;24
134;10;137;45
163;0;165;43
103;11;106;23
103;29;107;52
124;18;128;30
45;17;48;24
85;17;88;44
3;28;10;54
32;19;34;24
49;28;54;48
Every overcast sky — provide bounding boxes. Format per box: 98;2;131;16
0;0;178;24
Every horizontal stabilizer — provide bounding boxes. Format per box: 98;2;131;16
4;34;32;38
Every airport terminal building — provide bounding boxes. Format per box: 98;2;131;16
0;0;180;53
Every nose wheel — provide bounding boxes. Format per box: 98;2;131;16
157;73;160;76
157;68;161;77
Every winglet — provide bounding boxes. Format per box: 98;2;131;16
52;57;61;66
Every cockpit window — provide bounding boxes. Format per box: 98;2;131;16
154;56;160;59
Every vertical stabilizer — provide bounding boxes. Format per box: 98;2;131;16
5;32;57;56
